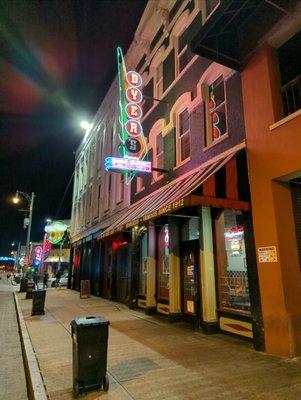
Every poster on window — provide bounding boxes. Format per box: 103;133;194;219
187;300;194;314
187;265;194;276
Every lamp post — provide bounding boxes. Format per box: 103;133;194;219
11;241;21;272
13;191;35;268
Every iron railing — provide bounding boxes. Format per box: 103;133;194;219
281;74;301;117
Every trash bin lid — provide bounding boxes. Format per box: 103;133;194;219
71;316;109;328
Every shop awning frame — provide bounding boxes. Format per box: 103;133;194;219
101;142;249;239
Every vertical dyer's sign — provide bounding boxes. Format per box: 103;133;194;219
105;47;151;184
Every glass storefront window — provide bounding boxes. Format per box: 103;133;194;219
215;209;251;313
139;232;147;295
181;217;199;241
157;224;169;300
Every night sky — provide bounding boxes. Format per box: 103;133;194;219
0;0;147;254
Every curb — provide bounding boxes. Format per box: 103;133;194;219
14;292;48;400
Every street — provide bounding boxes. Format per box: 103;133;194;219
16;287;301;400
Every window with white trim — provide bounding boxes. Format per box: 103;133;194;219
154;63;163;99
177;108;190;163
97;183;101;216
116;174;124;203
136;176;144;193
155;132;164;179
176;31;193;75
204;75;227;145
104;173;111;211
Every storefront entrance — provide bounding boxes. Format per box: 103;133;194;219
181;240;200;324
115;245;129;303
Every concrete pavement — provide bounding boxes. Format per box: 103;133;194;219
18;287;301;400
0;272;28;400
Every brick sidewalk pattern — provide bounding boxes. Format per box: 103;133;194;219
0;273;28;400
19;287;301;400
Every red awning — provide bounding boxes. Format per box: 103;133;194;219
101;142;249;238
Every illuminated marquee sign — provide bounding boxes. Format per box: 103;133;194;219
45;221;68;244
105;47;149;183
105;157;151;173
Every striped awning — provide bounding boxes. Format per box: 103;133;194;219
101;142;249;239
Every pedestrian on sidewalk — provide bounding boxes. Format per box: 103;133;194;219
33;271;39;289
43;272;49;289
55;270;61;288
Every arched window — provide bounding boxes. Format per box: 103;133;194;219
170;92;192;166
197;63;232;147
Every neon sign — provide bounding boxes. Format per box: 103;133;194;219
33;246;43;268
224;226;244;239
0;256;15;261
105;47;149;183
164;225;169;247
45;221;68;244
105;157;151;173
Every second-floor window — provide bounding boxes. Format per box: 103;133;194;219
155;63;163;99
155;132;164;178
177;109;190;163
104;174;111;211
205;76;227;144
116;174;124;203
97;183;101;217
136;176;144;193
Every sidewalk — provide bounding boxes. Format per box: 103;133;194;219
0;272;28;400
18;287;301;400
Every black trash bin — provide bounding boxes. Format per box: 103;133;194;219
71;316;110;398
31;289;46;316
25;282;35;299
20;277;28;293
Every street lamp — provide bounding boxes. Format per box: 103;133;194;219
80;120;91;131
12;190;35;265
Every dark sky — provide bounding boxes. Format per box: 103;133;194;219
0;0;147;254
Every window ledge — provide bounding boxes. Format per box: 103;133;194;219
269;109;301;132
173;157;191;170
203;133;229;152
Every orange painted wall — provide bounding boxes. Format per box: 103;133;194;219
241;44;301;357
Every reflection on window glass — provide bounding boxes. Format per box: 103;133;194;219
181;217;199;241
139;232;147;295
215;209;250;313
157;224;169;299
178;109;190;162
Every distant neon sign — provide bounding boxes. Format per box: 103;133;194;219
45;221;68;244
0;256;15;261
104;47;149;184
105;157;151;173
33;246;43;268
224;226;244;239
